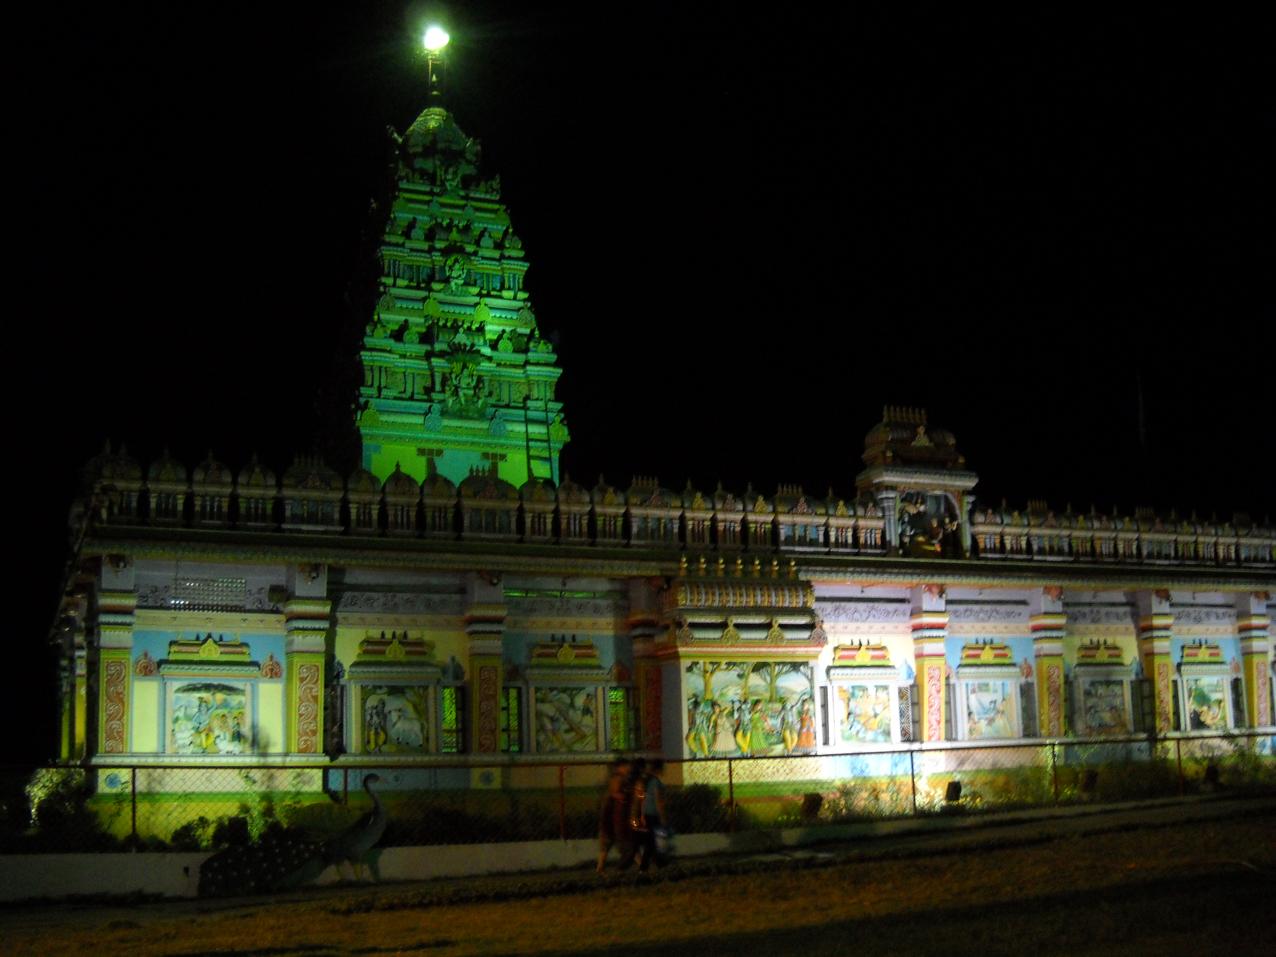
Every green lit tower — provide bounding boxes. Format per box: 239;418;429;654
357;28;568;486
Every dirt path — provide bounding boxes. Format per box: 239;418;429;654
4;796;1273;955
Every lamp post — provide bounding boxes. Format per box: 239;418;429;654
423;25;450;101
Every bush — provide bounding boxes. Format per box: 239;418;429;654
666;784;727;833
13;768;121;852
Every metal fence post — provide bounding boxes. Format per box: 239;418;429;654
1176;738;1184;794
727;759;735;833
342;767;349;805
558;765;567;841
130;767;138;845
1050;742;1060;804
909;749;918;816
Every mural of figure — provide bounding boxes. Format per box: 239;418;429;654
735;702;753;756
966;681;1015;738
712;701;738;754
748;700;769;755
532;687;598;754
796;697;816;750
685;694;702;756
684;660;812;758
694;697;715;755
171;683;248;755
780;699;800;753
1187;679;1226;730
838;684;894;743
365;699;388;753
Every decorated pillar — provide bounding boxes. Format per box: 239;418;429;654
911;584;949;742
1236;591;1272;728
96;589;137;754
284;564;330;754
628;578;664;751
877;491;900;551
464;571;507;757
71;623;89;762
1030;586;1066;736
957;491;974;559
1136;590;1175;733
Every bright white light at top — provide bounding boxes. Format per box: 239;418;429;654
423;26;450;52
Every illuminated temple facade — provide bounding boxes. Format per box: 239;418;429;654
55;99;1276;783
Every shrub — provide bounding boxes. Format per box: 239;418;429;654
666;783;727;833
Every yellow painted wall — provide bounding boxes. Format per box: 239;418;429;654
131;681;160;753
334;626;468;670
1063;633;1137;668
258;682;285;754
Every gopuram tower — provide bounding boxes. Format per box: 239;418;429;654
357;33;568;486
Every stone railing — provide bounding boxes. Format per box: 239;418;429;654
970;510;1275;568
79;466;889;557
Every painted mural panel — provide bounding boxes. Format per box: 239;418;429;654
838;683;893;743
1184;676;1228;730
362;685;430;754
684;661;815;758
170;682;249;754
533;687;598;753
1081;679;1128;733
964;680;1015;739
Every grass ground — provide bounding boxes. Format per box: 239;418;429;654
2;799;1273;956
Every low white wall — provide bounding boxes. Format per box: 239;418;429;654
0;851;205;902
0;832;822;902
0;797;1174;903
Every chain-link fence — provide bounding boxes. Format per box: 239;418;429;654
2;731;1273;854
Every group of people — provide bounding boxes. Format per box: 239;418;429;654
596;757;668;874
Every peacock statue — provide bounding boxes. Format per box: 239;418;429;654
198;773;387;897
322;772;388;880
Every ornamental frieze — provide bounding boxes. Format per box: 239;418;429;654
948;622;1029;637
1065;605;1136;626
815;601;910;623
506;597;621;619
136;583;281;613
824;621;912;638
947;604;1029;624
1172;607;1236;626
335;592;465;615
668;581;815;611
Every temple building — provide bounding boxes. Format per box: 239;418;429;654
53;61;1276;803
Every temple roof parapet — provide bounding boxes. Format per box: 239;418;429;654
71;451;1274;569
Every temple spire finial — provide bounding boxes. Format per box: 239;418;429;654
423;25;450;104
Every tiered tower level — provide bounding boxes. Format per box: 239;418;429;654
358;105;568;486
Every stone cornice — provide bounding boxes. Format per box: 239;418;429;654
82;527;1276;591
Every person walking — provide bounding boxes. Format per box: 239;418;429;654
637;759;668;872
596;757;629;874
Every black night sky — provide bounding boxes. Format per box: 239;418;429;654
11;4;1273;760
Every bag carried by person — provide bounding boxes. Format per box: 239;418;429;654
629;777;648;832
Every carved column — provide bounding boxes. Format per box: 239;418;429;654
911;584;948;742
957;491;974;559
95;554;138;757
1236;592;1272;728
628;579;663;751
1029;587;1066;737
285;565;331;754
465;572;507;759
71;620;89;762
1137;590;1175;733
96;589;136;755
284;613;328;753
878;491;900;551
